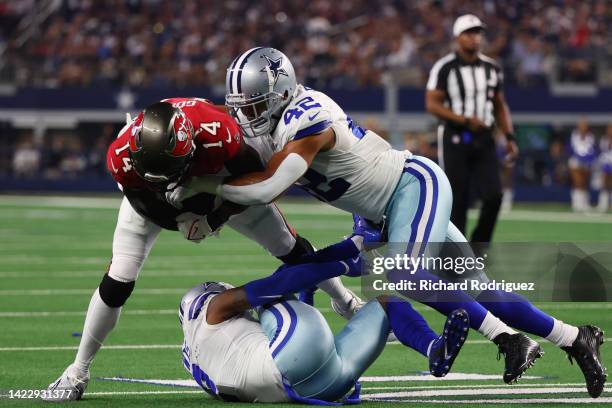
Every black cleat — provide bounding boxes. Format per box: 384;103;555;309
429;309;470;377
493;332;543;384
561;325;607;398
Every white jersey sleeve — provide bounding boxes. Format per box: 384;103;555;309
274;89;334;148
181;294;289;403
271;85;412;221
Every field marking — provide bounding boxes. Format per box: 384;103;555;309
363;397;612;404
1;195;612;224
99;374;547;389
362;383;586;391
0;309;177;317
0;268;271;278
363;387;608;398
0;344;180;352
359;373;545;382
98;378;583;391
0;287;363;296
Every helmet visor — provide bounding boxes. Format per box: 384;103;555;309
226;92;282;138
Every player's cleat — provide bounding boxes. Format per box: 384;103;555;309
561;325;607;398
331;289;365;320
429;309;470;377
43;364;89;402
493;332;543;384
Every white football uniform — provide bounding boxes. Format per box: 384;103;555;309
181;294;289;403
268;85;411;222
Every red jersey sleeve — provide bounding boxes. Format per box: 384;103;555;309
106;122;147;189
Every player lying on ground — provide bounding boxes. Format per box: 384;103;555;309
44;98;361;401
169;48;607;396
180;223;470;403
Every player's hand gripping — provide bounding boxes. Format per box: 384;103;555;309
166;185;198;209
352;214;387;244
176;212;220;243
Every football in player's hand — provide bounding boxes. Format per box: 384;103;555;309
181;192;218;215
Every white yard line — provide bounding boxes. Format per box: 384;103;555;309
0;288;186;296
0;309;177;317
1;195;611;224
363;387;606;398
0;344;180;352
363;397;612;404
361;383;586;391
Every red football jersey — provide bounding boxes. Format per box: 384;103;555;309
106;97;242;190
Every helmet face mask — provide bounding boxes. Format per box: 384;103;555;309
226;91;285;138
225;47;297;139
128;103;195;191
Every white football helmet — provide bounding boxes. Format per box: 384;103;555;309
178;281;234;326
225;47;297;138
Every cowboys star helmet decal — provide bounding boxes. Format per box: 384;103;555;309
260;55;289;84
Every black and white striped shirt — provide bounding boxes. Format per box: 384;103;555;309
426;52;503;127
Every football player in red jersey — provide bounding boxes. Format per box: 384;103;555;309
44;98;362;401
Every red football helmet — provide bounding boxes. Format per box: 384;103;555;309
128;102;195;189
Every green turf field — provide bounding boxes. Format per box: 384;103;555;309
0;195;611;407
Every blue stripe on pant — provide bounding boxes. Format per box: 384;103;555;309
384;156;488;328
386;156;451;249
259;299;389;403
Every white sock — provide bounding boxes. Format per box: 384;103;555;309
502;189;513;212
73;289;121;373
578;189;590;210
318;277;353;304
571;189;579;211
477;312;517;341
545;318;579;347
597;190;610;212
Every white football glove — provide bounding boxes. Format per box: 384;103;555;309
166;186;198;209
176;212;220;243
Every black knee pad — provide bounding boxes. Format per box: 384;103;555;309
99;273;135;307
277;234;315;264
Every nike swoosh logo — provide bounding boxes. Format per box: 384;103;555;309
308;112;320;121
444;343;452;360
110;160;119;173
226;127;232;143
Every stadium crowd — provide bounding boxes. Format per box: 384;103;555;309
0;0;610;88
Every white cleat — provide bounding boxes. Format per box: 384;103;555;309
331;289;365;320
43;364;89;402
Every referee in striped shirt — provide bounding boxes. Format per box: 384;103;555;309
426;14;518;243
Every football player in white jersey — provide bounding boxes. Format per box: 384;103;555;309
43;99;362;402
168;48;606;395
179;220;471;403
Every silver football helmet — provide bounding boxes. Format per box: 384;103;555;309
178;281;234;326
225;47;297;138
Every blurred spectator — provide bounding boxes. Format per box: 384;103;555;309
0;0;609;89
549;139;570;186
598;124;612;212
12;135;40;178
568;119;596;211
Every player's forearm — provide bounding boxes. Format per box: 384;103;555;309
218;153;308;205
206;201;248;231
244;261;349;307
296;235;363;264
494;101;514;136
